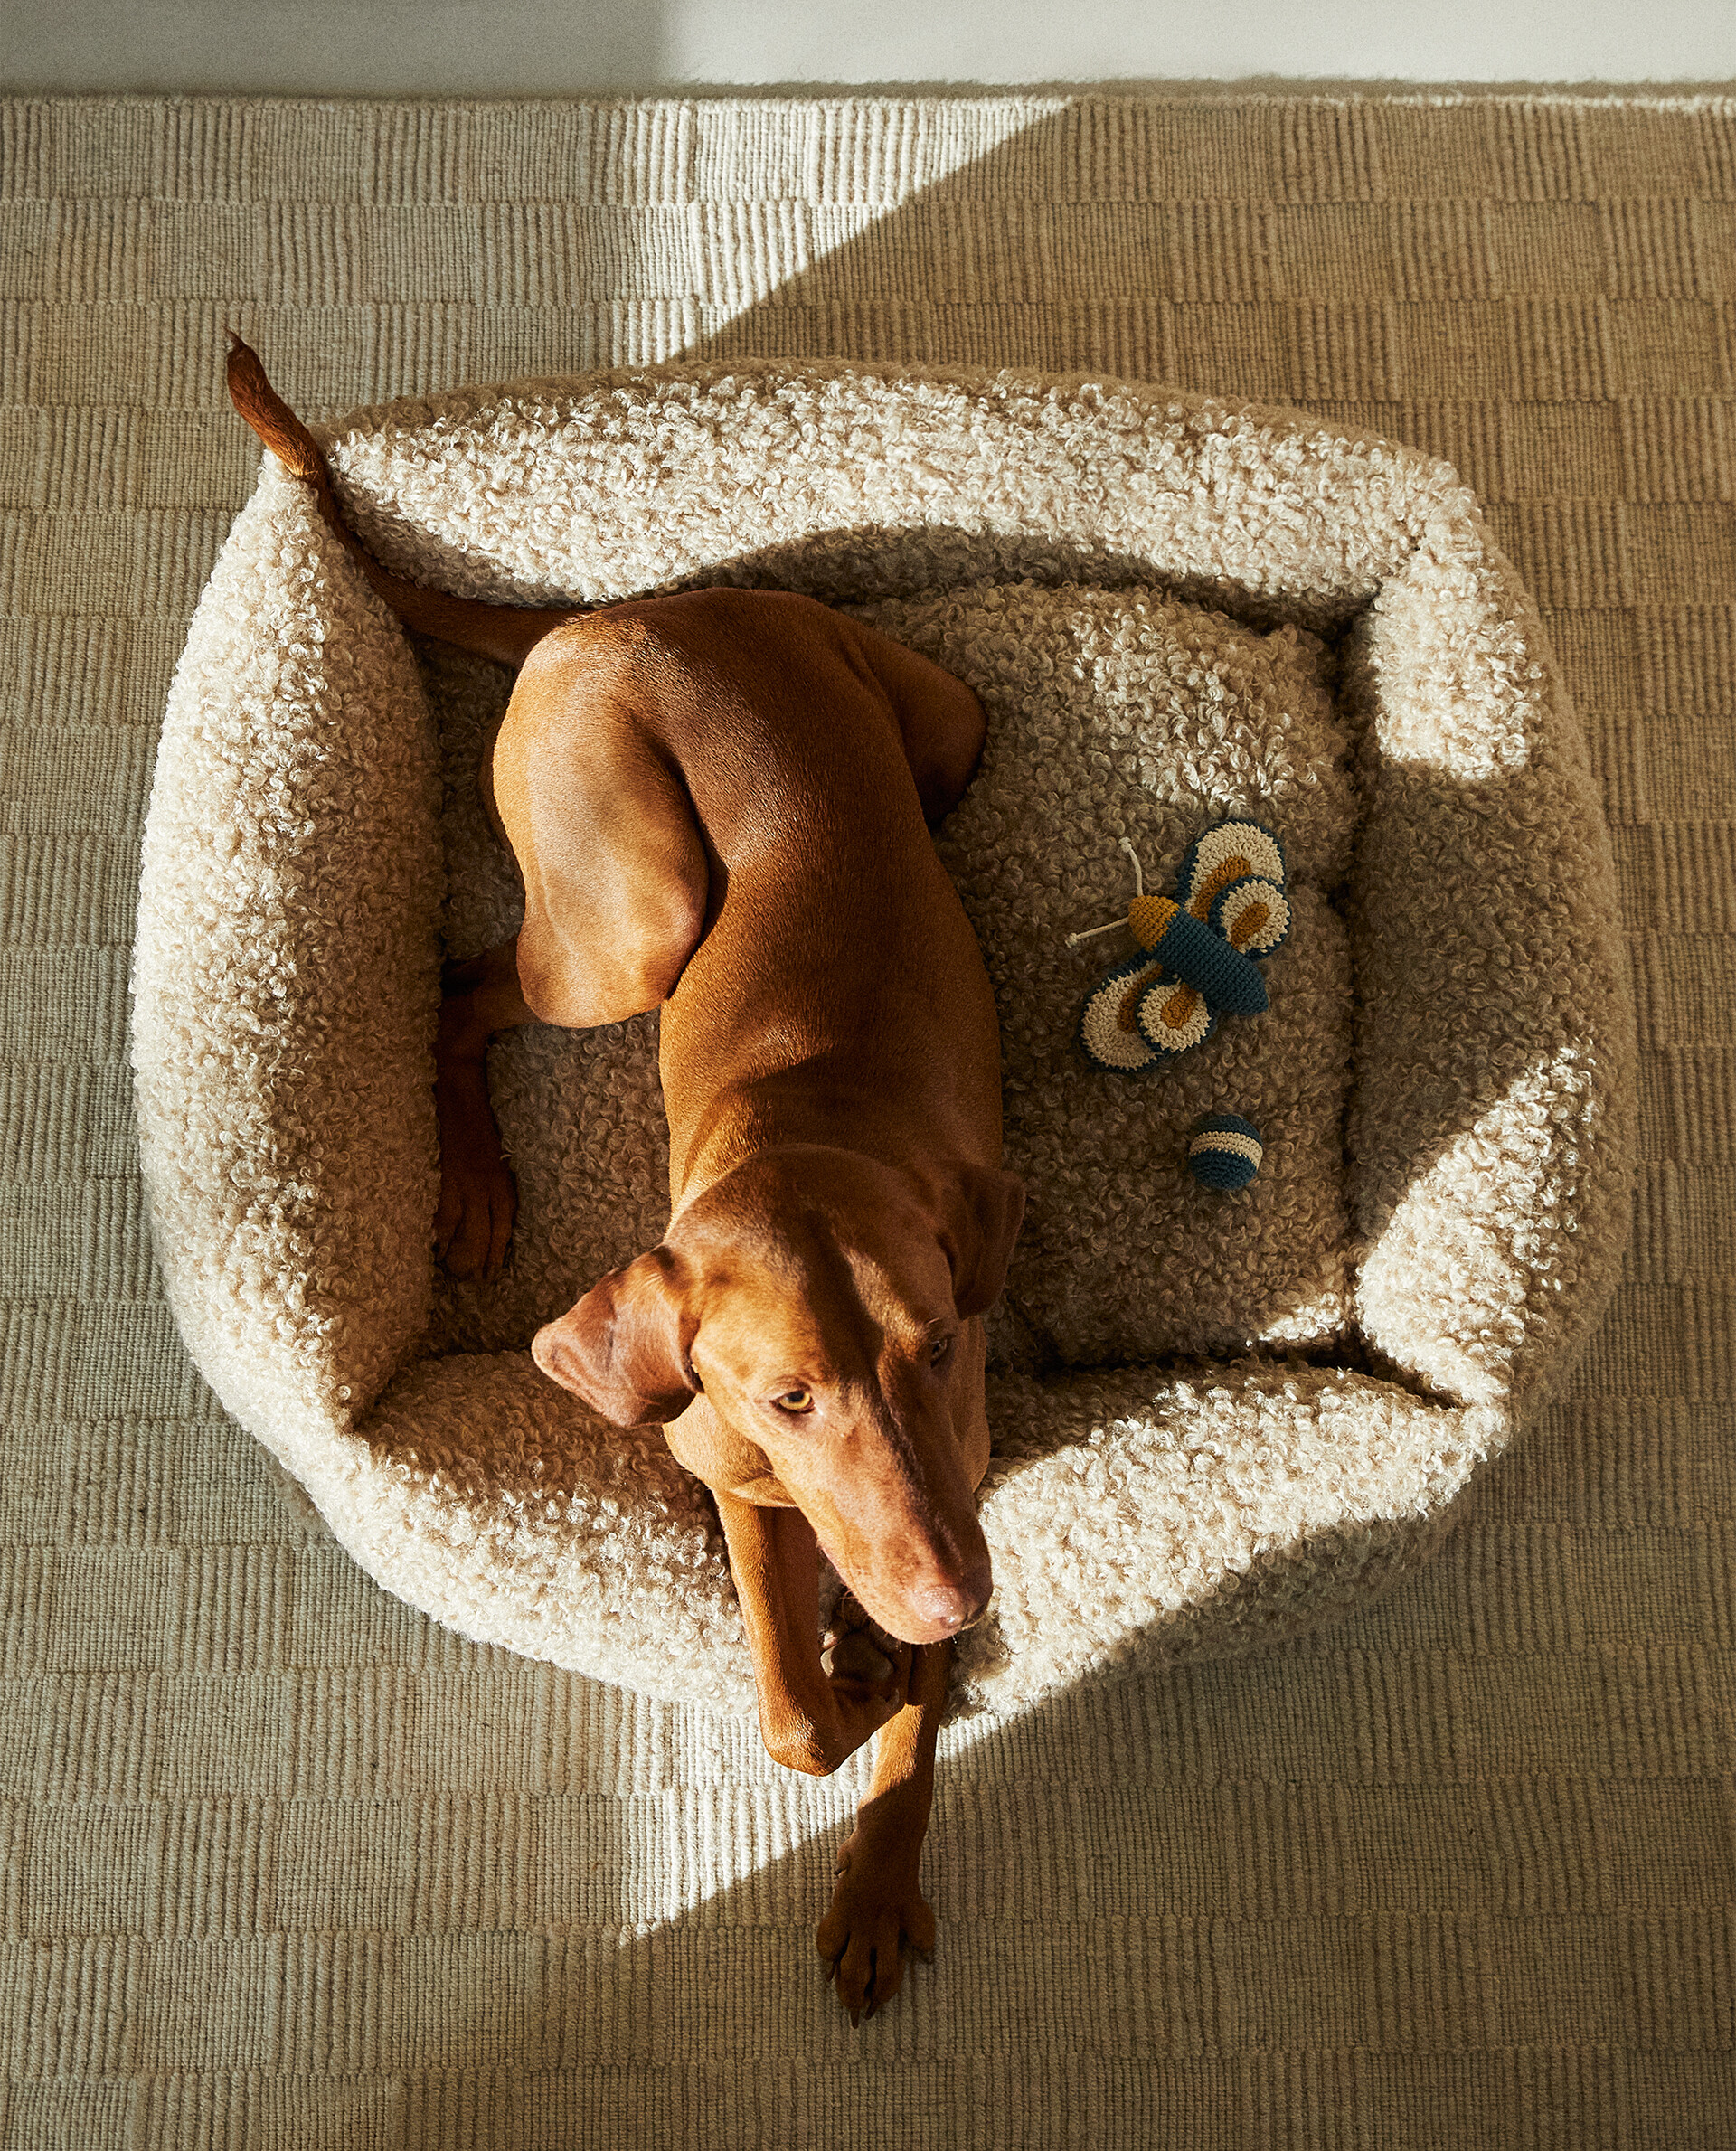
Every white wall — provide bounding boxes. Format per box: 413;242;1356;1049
6;0;1733;95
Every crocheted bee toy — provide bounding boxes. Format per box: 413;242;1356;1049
1074;820;1291;1074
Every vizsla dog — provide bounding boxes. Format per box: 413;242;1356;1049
226;342;1023;2021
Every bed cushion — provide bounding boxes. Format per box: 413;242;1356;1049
132;360;1636;1717
422;579;1355;1375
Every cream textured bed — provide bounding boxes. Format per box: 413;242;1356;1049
131;358;1636;1717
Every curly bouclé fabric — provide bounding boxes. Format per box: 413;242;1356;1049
132;360;1635;1717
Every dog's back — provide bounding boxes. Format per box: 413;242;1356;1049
514;590;1005;1205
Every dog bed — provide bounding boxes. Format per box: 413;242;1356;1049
132;360;1635;1718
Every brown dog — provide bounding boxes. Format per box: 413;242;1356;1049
226;341;1023;2021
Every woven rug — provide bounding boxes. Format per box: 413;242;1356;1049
3;89;1732;2149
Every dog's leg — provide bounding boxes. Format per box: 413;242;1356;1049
842;617;987;828
490;628;710;1032
713;1493;911;1777
434;936;535;1280
816;1637;951;2023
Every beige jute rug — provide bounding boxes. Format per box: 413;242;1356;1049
3;89;1732;2149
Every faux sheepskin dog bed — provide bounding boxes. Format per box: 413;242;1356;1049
132;360;1636;1718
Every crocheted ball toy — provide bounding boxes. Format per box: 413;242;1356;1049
1077;821;1291;1073
1188;1114;1264;1190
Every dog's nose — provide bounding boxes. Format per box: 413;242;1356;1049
910;1569;991;1632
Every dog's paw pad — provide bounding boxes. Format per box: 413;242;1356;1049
821;1633;894;1684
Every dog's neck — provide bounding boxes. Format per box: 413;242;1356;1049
668;1070;972;1216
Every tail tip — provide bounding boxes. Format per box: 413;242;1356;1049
222;337;329;490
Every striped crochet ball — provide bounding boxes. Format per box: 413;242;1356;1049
1188;1114;1263;1191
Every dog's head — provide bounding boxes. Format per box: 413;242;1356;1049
531;1147;1024;1646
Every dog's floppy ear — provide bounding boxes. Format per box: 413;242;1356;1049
940;1165;1026;1319
532;1246;699;1427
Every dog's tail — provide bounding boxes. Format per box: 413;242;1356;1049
224;335;580;668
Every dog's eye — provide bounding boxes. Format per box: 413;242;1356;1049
929;1335;954;1366
771;1388;814;1413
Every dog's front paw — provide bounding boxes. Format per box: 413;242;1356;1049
819;1598;910;1761
816;1836;935;2024
433;1142;517;1282
821;1595;908;1693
